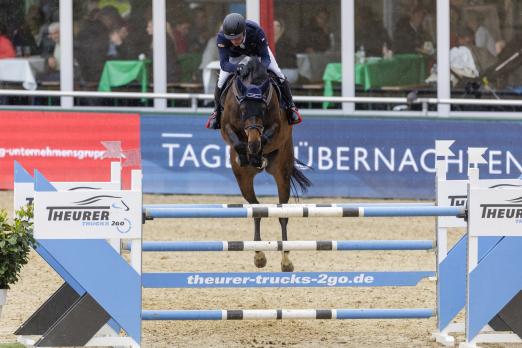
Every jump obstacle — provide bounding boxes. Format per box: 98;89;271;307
11;141;522;348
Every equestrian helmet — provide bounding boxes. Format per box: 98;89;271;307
223;13;246;39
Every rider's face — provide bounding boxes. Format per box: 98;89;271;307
230;33;244;46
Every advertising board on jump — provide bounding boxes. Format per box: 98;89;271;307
34;190;142;239
468;187;522;236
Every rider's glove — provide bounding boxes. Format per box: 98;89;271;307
236;64;248;78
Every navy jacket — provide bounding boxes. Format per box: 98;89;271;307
217;20;271;73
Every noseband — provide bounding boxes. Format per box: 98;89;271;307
244;123;264;135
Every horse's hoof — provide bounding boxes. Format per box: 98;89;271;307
281;262;294;272
254;252;267;268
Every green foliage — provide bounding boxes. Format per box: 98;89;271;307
0;205;35;289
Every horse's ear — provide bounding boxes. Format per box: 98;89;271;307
236;77;247;95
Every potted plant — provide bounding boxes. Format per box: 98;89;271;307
0;205;35;318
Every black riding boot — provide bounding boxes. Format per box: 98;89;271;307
205;86;223;129
280;79;302;125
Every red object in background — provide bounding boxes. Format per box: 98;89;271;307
260;0;274;52
0;111;140;189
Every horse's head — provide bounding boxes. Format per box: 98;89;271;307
236;59;272;167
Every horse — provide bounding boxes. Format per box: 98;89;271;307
219;58;312;272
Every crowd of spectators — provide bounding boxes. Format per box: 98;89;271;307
0;0;520;101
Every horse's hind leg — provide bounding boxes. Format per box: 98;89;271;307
231;162;266;268
279;218;293;272
253;217;266;268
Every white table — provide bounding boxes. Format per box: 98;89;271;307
0;56;46;90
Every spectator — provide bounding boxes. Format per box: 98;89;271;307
0;21;15;58
25;5;47;51
145;16;180;83
75;6;123;83
11;7;42;56
393;6;429;54
188;7;211;53
40;22;60;81
450;25;496;85
40;0;59;23
466;11;504;57
274;19;298;83
298;8;331;53
107;17;130;59
355;3;392;57
168;16;191;55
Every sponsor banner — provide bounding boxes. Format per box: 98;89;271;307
437;179;468;228
143;271;434;288
0;111;140;189
468;187;522;236
141;115;522;199
34;190;142;239
437;179;522;228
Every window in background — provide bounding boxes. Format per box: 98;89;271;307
450;0;522;112
166;0;244;104
354;0;437;111
0;0;59;106
274;0;341;109
72;0;151;106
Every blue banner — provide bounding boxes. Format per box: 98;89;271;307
142;271;434;288
141;115;522;199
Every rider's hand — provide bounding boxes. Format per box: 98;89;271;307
236;64;248;78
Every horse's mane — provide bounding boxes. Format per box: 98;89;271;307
244;59;268;85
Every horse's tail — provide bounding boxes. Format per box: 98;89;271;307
290;158;312;200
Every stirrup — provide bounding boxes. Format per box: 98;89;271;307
287;106;302;125
205;112;221;129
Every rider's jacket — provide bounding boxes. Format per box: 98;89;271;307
216;20;271;73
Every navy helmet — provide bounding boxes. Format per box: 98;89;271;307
222;13;246;39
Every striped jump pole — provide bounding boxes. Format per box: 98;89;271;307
143;202;435;209
142;309;435;321
123;240;434;252
144;205;465;219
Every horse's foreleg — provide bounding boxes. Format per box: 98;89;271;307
231;161;266;268
225;125;248;166
270;162;293;272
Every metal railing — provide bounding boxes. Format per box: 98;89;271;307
0;89;521;119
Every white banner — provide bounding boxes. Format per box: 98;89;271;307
34;190;141;239
468;187;522;236
437;179;468;228
437;179;522;228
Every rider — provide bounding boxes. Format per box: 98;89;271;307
205;13;302;129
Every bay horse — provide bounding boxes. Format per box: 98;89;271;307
220;58;311;272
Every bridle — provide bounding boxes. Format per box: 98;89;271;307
244;123;264;135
